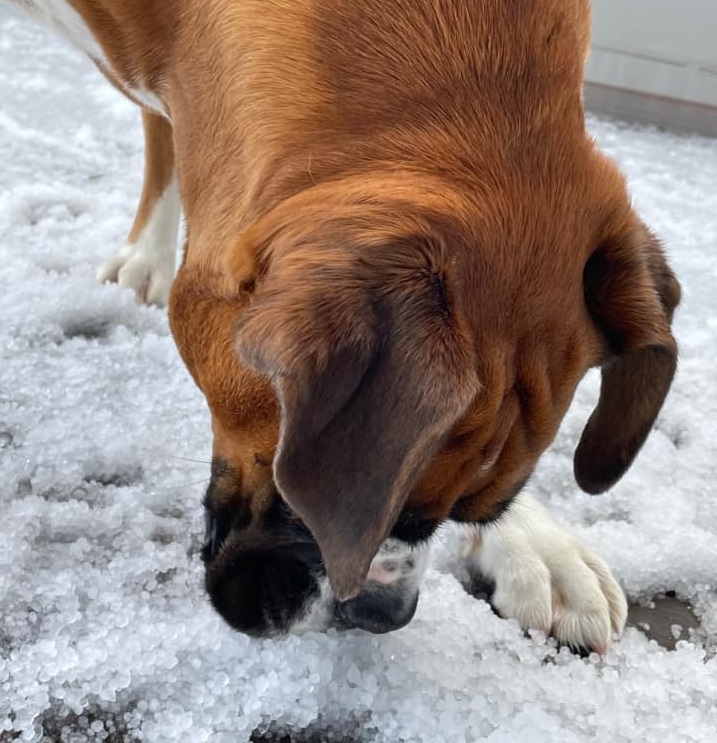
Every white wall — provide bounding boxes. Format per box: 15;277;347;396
586;0;717;107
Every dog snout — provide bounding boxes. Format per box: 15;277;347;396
202;481;326;637
205;542;323;637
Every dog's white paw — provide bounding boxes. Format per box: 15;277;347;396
97;178;180;306
465;491;627;653
96;245;174;306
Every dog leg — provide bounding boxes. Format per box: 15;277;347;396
332;538;431;634
463;491;627;652
97;110;180;306
289;538;430;635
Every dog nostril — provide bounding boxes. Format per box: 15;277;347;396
334;591;419;634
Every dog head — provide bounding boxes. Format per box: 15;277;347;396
169;156;679;636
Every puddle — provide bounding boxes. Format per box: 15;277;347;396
627;594;700;650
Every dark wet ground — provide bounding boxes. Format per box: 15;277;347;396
627;593;701;650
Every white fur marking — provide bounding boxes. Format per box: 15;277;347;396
289;575;335;634
367;537;430;590
126;87;167;117
96;178;181;306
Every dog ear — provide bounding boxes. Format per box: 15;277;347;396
235;239;478;600
574;215;681;494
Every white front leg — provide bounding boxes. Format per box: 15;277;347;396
465;491;628;652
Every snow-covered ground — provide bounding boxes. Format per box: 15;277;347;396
1;8;717;742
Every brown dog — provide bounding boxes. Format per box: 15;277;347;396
8;0;679;650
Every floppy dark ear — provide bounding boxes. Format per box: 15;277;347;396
236;244;478;600
574;216;681;494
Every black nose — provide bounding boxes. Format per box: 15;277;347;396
334;587;419;634
206;544;322;637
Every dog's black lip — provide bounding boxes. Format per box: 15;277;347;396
201;499;236;563
201;517;216;562
201;506;220;562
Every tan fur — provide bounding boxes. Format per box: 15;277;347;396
43;0;678;599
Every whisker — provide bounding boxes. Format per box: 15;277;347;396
164;455;212;465
149;478;211;493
